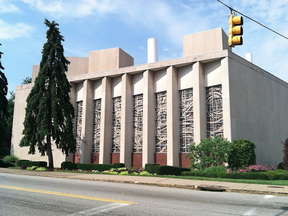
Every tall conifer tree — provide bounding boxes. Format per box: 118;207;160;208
20;19;76;168
0;43;8;146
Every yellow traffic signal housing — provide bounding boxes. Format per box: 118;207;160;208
228;14;243;47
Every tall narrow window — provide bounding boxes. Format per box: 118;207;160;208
206;85;223;138
132;94;143;153
112;97;121;153
179;88;193;153
75;101;83;153
155;91;167;153
92;99;101;153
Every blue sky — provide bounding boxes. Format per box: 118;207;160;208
1;0;288;96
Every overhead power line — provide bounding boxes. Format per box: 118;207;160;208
217;0;288;40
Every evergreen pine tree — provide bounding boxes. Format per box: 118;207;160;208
20;19;76;168
0;43;8;146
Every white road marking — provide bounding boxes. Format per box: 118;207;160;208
70;203;129;215
243;208;256;215
264;195;274;199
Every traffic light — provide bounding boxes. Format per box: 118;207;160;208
228;13;243;47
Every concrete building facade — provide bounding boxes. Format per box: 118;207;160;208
11;28;288;168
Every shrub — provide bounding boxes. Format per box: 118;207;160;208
2;155;19;166
227;164;275;173
203;166;227;175
218;171;227;178
145;163;160;174
185;136;232;170
16;160;47;168
228;139;256;170
266;170;288;180
17;160;30;167
277;162;284;170
181;170;203;176
113;163;125;168
282;138;288;171
0;159;10;168
156;165;190;176
60;162;123;171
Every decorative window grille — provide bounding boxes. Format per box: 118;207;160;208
155;91;167;153
92;99;101;153
132;94;143;153
206;85;223;138
111;97;121;153
179;88;193;153
75;101;83;153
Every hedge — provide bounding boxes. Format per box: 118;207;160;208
156;165;190;176
17;160;47;168
0;159;11;168
145;163;160;174
60;162;125;171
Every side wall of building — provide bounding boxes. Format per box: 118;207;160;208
11;84;68;167
228;52;288;166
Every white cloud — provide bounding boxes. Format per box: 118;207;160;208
163;47;169;51
0;20;34;40
0;0;21;13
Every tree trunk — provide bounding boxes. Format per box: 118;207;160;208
47;135;54;168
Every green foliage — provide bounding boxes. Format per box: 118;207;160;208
2;155;19;166
282;138;288;171
145;163;160;174
227;172;268;180
16;159;30;167
203;165;227;174
155;165;190;176
186;136;232;170
20;19;76;168
6;91;15;133
112;163;125;168
218;171;228;178
26;166;38;170
17;160;47;168
60;162;124;172
228;139;256;170
35;167;47;171
277;162;284;170
0;148;10;158
0;43;8;146
0;159;10;168
22;77;32;84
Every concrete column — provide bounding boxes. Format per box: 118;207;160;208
142;70;155;166
120;74;133;167
193;62;206;143
80;80;94;163
167;66;180;166
65;83;77;162
221;57;232;141
99;77;112;164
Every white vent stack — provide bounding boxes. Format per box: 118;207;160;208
246;53;253;63
147;38;158;63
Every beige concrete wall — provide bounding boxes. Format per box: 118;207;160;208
183;28;231;57
80;80;94;163
66;57;89;76
88;48;134;73
167;66;180;166
120;74;133;166
132;73;143;95
93;79;102;99
31;65;39;83
11;84;66;167
112;76;122;97
76;82;84;101
142;70;155;165
178;65;193;90
228;53;288;166
154;69;167;93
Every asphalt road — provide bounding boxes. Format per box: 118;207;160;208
1;173;288;216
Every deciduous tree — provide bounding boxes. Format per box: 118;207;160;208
20;19;76;168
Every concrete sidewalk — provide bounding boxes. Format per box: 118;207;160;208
1;168;287;196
